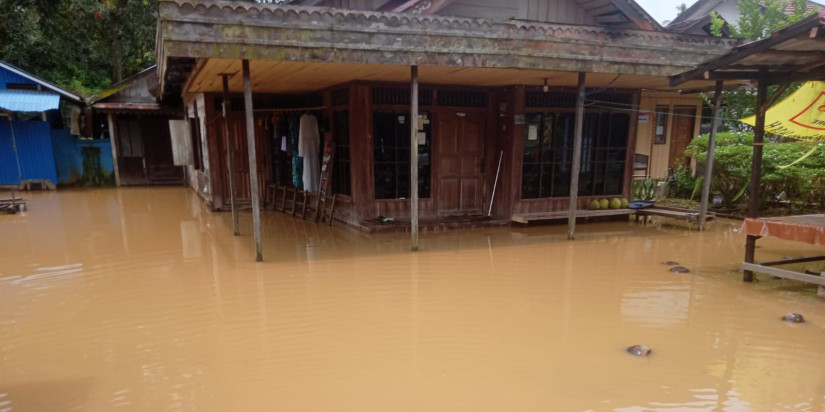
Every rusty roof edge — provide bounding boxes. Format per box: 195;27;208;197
158;0;742;48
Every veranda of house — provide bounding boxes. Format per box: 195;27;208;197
156;0;739;227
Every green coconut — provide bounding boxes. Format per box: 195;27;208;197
609;198;622;209
588;199;601;210
598;198;609;209
621;198;629;208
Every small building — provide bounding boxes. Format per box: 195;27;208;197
89;66;186;186
0;61;85;188
155;0;740;228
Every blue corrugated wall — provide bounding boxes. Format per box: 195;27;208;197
0;119;58;185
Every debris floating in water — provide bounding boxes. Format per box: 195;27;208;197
669;266;691;274
627;345;652;357
782;313;805;323
663;261;679;266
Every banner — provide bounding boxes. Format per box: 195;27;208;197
741;81;825;141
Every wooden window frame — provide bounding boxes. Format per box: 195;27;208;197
653;105;669;144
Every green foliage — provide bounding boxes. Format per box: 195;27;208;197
709;11;726;37
686;132;825;209
669;165;698;199
633;179;659;201
0;0;157;95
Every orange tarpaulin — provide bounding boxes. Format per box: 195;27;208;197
740;214;825;246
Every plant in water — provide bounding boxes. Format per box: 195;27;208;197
632;178;659;201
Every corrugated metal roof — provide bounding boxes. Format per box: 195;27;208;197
0;90;60;112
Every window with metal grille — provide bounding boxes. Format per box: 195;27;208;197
371;87;433;106
373;110;431;199
332;110;351;196
522;111;628;199
436;90;487;107
331;88;349;107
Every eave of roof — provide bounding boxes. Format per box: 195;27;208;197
157;0;741;96
0;61;83;104
87;65;158;105
670;10;825;86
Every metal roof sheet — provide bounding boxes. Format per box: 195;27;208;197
0;90;60;112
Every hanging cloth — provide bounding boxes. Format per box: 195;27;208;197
288;114;302;188
298;113;321;192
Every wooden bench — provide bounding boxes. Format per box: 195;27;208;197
511;209;635;224
634;208;714;226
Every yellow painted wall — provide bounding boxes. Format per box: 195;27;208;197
635;91;704;179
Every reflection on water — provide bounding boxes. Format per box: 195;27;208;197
1;188;824;411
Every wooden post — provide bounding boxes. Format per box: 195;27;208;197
242;60;263;262
698;80;723;231
221;74;240;236
106;113;122;187
744;67;768;282
567;72;586;241
410;65;419;252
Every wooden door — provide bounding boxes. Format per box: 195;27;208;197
141;118;184;183
219;114;269;204
669;106;696;167
115;117;147;185
436;111;484;216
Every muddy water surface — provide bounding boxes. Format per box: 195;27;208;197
1;188;824;411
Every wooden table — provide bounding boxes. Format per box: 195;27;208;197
740;214;825;288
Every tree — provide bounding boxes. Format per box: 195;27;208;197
707;0;819;131
0;0;157;94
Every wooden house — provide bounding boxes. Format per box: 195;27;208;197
155;0;740;229
89;66;186;186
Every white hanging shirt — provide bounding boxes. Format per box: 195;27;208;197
298;113;321;192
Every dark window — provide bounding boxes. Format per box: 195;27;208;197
522;111;628;199
654;105;669;144
6;83;38;91
373;110;431;199
332;110;351;196
189;117;203;170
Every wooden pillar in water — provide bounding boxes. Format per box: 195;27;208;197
410;65;419;252
743;67;768;282
221;74;240;236
698;80;723;231
567;72;586;241
242;60;263;262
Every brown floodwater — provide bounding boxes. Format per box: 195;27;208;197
1;187;824;411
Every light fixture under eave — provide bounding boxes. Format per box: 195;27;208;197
543;78;549;93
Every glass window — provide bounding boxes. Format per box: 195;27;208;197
521;111;628;198
373;110;431;199
654;105;669;144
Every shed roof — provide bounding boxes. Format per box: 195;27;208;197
0;61;83;104
670;10;825;86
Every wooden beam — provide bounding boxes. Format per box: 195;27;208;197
567;72;586;241
221;74;240;236
698;80;723;231
744;67;768;282
410;65;419;252
741;262;825;287
242;60;263;262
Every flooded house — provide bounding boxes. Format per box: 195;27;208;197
0;61;85;188
154;0;740;229
89;66;186;186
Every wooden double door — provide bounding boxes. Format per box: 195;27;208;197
435;111;485;216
